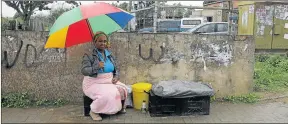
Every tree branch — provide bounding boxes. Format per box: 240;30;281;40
4;1;23;16
28;1;35;17
19;2;27;17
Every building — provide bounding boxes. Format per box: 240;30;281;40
201;1;239;22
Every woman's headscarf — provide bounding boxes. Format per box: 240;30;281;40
93;31;111;49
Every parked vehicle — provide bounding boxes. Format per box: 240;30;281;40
180;17;207;32
183;22;237;35
138;17;207;33
138;19;181;33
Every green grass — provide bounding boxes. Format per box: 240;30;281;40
254;55;288;92
1;92;67;108
221;55;288;104
223;93;260;104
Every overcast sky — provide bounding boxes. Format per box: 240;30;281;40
1;1;203;17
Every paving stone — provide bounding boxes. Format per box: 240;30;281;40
2;102;288;123
24;114;53;123
2;114;29;123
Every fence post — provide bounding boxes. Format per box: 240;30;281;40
228;0;233;35
15;19;18;30
153;1;158;33
128;1;132;32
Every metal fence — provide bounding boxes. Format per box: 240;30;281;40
131;1;238;33
1;17;52;31
28;17;52;31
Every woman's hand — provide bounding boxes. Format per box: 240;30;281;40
112;77;119;84
98;62;104;68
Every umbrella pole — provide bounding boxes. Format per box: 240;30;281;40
86;19;98;52
86;19;94;40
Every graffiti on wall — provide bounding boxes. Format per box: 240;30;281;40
1;35;66;69
242;11;248;27
255;5;274;37
1;36;23;69
190;39;233;69
256;5;274;26
138;44;165;63
275;5;288;20
137;35;234;69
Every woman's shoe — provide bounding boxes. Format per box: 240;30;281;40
119;108;126;114
89;111;102;121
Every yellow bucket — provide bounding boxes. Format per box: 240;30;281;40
132;82;152;110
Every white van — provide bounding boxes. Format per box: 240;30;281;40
180;17;207;32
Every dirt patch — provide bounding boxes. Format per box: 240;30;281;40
256;91;288;104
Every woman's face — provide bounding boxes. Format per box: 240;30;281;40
94;35;107;51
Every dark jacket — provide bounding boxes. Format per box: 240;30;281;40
81;49;119;78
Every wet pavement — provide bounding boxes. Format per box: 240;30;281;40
2;100;288;123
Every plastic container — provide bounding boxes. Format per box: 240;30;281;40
125;85;133;108
132;82;152;110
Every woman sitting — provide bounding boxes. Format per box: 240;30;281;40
81;31;128;121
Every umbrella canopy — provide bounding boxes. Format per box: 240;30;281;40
45;2;134;48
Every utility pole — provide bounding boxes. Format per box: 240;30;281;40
153;1;158;33
128;0;132;32
228;0;233;35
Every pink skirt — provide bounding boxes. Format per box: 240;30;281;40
82;73;128;114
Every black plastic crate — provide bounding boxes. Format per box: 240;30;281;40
149;94;181;117
149;93;210;117
180;96;210;116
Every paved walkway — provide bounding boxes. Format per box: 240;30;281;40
2;99;288;123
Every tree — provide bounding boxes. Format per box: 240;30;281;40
174;3;185;18
47;7;72;27
4;1;79;30
1;17;10;30
118;2;128;11
184;8;193;18
143;1;155;8
144;1;155;8
111;2;118;7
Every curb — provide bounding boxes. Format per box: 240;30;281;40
259;95;288;101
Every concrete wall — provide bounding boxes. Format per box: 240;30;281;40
1;31;255;103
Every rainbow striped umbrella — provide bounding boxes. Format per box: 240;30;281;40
45;2;134;48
